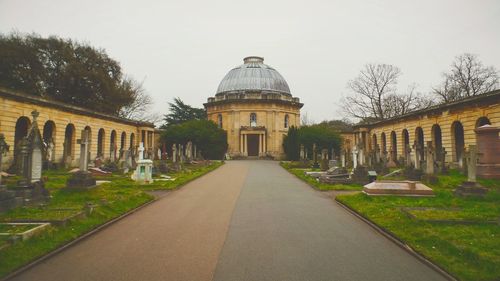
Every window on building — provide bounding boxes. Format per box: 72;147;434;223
284;114;289;128
217;114;223;128
250;113;257;127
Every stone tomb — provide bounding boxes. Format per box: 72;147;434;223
363;180;434;196
131;142;153;184
475;125;500;179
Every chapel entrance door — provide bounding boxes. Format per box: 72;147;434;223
247;134;259;157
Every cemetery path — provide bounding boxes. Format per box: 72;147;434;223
11;161;446;281
212;161;446;281
11;161;249;281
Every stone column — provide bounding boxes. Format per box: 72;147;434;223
258;134;262;155
240;133;244;154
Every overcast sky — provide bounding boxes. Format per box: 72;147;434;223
1;0;499;123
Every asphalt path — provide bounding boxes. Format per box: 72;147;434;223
11;160;446;281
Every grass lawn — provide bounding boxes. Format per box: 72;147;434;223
280;161;363;191
336;170;500;281
0;160;223;278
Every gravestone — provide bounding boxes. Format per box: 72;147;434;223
66;129;96;190
15;111;50;203
412;141;423;170
312;143;319;169
131;142;153;184
172;144;177;163
425;141;435;175
186;141;193;162
352;146;359;169
300;144;305;160
387;147;397;168
45;138;55;169
358;146;365;166
475;125;500;179
455;145;488;196
405;144;412;167
320;148;329;171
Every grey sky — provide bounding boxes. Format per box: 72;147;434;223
1;0;499;123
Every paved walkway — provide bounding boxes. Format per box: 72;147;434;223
12;161;445;281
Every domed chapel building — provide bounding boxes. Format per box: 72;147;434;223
205;56;303;159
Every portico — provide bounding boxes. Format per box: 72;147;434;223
239;126;267;157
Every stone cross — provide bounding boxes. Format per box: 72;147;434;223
466;145;480;182
77;129;91;172
138;142;145;161
425;141;435;175
0;134;10;187
352;146;359;169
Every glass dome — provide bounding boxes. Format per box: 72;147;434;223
216;56;291;96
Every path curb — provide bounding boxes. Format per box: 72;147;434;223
2;162;225;281
334;198;458;281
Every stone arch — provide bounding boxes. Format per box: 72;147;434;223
381;132;387;153
97;128;105;157
42;120;56;144
475;116;491;128
63;123;76;160
120;132;126;157
431;124;442;151
130;133;135;149
372;134;378;150
110;130;117;159
390;131;397;160
402;129;409;159
415;127;424;160
14;116;31;154
451;121;465;163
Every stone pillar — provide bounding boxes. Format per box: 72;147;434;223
240;133;244;154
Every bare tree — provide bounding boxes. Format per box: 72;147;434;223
382;85;434;118
433;53;499;102
118;78;158;122
342;63;401;120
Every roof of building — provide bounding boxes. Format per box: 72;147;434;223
216;56;291;96
352;89;500;129
0;87;155;128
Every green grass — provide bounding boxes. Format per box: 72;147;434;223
280;161;362;191
337;170;500;281
0;161;224;278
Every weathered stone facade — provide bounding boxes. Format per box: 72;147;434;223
343;90;500;169
0;88;156;168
